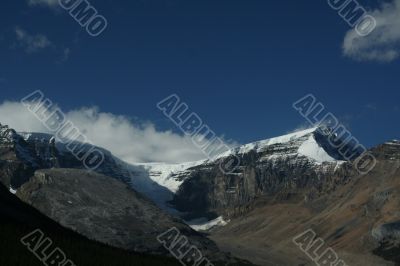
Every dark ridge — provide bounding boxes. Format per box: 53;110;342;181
0;183;182;266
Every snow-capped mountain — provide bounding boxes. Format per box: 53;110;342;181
1;124;356;230
3;121;400;265
131;127;351;204
214;126;350;162
132;126;351;197
158;126;357;222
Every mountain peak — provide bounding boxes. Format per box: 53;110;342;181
215;126;348;164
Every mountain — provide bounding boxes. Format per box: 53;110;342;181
208;140;400;266
2;122;399;266
141;127;354;220
0;123;250;265
1;125;357;224
123;126;400;265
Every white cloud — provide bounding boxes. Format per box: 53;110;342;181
28;0;58;8
343;0;400;62
0;101;236;164
14;27;52;53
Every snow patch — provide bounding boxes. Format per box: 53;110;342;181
298;136;337;163
113;158;206;214
138;161;205;193
215;127;319;159
186;216;228;231
9;187;17;194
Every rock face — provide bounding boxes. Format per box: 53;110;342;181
170;127;352;219
0;126;136;191
0;125;84;189
16;168;224;258
0;124;37;188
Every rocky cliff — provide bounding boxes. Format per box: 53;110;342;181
170;127;354;219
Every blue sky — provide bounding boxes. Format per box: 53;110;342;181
0;0;399;159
